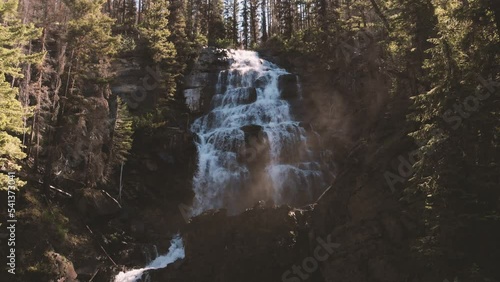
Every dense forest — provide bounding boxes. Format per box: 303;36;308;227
1;0;499;281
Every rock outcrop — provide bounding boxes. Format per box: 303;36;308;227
184;47;230;114
278;73;300;99
151;206;314;282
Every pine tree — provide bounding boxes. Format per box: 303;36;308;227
168;0;193;90
44;0;121;187
109;97;133;168
249;0;259;46
0;0;41;188
140;0;179;105
407;0;500;273
207;0;226;45
223;0;239;46
140;0;176;65
242;0;250;48
261;0;268;42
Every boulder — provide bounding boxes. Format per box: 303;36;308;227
240;124;265;144
241;87;257;104
238;125;270;166
194;47;230;72
278;74;300;99
255;74;271;90
232;87;257;105
46;252;78;282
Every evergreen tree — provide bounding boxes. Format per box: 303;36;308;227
207;0;226;45
140;0;177;98
242;0;250;48
408;0;500;273
168;0;193;90
223;0;239;46
249;0;259;46
109;97;133;168
0;0;41;187
140;0;176;66
44;0;121;187
261;0;268;42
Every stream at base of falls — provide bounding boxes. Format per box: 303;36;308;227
114;235;184;282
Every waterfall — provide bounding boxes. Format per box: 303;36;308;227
191;50;325;215
113;50;325;281
114;235;185;282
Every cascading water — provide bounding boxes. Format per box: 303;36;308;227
114;235;185;282
191;50;325;215
114;50;326;281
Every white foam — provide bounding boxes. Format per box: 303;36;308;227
114;235;185;282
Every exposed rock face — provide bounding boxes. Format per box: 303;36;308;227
147;47;426;282
237;124;270;167
212;86;258;106
278;73;300;99
240;124;265;143
255;74;271;90
184;88;202;112
184;47;230;114
151;206;314;282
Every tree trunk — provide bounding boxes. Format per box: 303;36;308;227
261;0;268;42
369;0;391;32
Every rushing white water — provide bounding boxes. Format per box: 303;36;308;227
114;235;185;282
191;49;325;215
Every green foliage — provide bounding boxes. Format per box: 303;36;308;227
406;0;500;272
41;208;69;241
409;0;500;199
207;0;226;46
214;38;233;48
50;0;122;187
110;98;134;166
0;0;41;187
259;35;286;53
140;0;176;65
140;0;180;101
118;36;137;55
66;0;120;84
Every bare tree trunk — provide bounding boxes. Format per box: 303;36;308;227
22;42;32;148
261;0;268;42
119;162;124;203
369;0;391;32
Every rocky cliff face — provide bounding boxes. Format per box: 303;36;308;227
183;47;229;114
151;206;312;282
145;46;431;282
